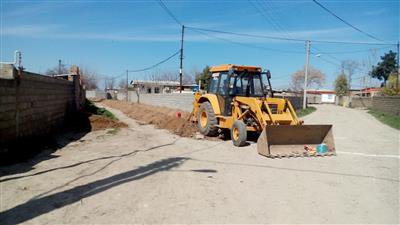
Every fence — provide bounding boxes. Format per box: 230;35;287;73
0;64;85;143
349;97;373;108
123;92;304;112
86;90;106;99
336;95;400;116
127;92;194;112
371;96;400;116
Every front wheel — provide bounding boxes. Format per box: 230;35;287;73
231;120;247;147
197;102;218;136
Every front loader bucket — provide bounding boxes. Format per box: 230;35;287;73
257;125;335;158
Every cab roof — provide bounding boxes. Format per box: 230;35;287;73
210;64;262;73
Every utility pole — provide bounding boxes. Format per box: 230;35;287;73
179;25;185;93
126;70;129;101
58;59;62;75
303;40;310;109
397;42;399;93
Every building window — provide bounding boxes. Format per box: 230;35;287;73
154;87;160;93
147;88;152;93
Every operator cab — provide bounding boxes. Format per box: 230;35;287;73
208;64;273;116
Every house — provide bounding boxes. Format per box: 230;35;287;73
130;80;197;94
307;89;336;104
359;87;381;97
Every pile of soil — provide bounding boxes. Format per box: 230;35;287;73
89;114;128;131
102;100;198;137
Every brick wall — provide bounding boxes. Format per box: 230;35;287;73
371;96;400;116
0;64;84;142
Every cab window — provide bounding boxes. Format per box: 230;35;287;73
218;72;229;96
208;73;219;93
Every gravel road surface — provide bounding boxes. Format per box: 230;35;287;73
1;104;398;224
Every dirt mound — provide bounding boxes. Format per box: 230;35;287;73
89;114;128;131
102;100;198;137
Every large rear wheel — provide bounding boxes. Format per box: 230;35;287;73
197;102;218;136
231;120;247;147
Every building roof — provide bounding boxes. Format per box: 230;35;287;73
131;80;180;86
307;89;335;94
361;87;381;93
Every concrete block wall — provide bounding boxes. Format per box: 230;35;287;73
128;92;194;112
0;65;83;142
371;96;400;116
86;90;106;99
127;92;303;112
351;97;372;108
307;94;322;104
286;96;303;110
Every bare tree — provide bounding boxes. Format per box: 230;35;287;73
340;60;359;90
45;63;68;76
118;78;126;89
291;65;326;91
358;50;378;88
158;71;178;81
80;67;99;90
146;69;160;81
105;78;115;90
183;67;198;85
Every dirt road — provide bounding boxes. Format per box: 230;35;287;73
1;104;398;224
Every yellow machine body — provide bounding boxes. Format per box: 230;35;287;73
192;64;336;158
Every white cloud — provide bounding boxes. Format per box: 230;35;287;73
363;8;386;16
2;24;62;36
2;23;366;44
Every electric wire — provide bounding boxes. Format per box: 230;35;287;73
191;28;305;54
158;0;183;26
127;50;180;73
187;26;395;46
312;0;384;43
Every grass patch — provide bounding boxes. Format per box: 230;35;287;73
106;128;120;135
368;109;400;130
296;106;317;117
85;99;116;120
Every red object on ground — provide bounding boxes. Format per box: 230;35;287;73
176;112;182;118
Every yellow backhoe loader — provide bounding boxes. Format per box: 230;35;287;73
191;64;335;158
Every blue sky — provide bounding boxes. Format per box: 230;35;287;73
1;0;399;89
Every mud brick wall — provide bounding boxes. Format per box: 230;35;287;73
0;64;84;142
372;96;400;116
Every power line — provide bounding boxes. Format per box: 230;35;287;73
190;28;305;54
127;50;180;73
311;51;341;67
186;26;395;46
158;0;182;26
310;46;391;54
312;46;342;63
187;26;305;42
258;0;294;39
249;0;292;39
312;0;384;43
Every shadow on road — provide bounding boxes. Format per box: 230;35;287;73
0;111;93;175
0;157;189;225
0;139;180;183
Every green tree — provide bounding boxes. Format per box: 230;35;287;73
195;65;211;90
370;50;398;84
381;72;400;95
334;73;348;96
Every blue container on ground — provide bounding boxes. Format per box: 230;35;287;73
317;144;327;154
